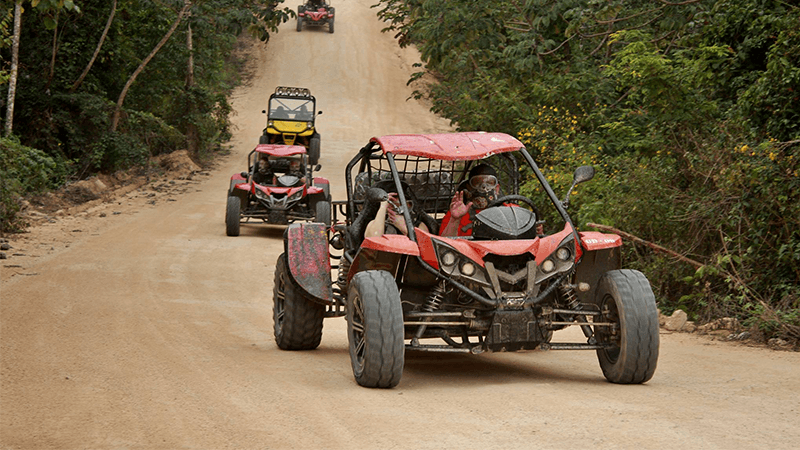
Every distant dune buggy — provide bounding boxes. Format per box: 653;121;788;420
225;143;330;236
297;0;335;33
260;86;322;166
273;132;659;388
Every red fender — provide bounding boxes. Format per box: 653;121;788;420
284;223;332;303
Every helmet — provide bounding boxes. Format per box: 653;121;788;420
463;164;499;210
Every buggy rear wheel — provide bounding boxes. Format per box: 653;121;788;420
225;195;241;236
273;254;324;350
346;270;404;388
594;269;659;384
328;17;334;33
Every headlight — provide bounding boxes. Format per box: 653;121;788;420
460;261;475;276
541;259;555;273
288;190;303;201
441;251;456;267
556;247;571;261
307;122;314;129
254;190;269;201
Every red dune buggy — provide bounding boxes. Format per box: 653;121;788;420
225;143;330;236
273;132;659;388
297;1;334;33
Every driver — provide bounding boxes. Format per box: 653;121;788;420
439;164;500;237
252;156;275;185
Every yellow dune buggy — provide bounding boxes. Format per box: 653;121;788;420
260;86;322;166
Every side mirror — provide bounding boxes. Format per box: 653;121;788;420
314;164;322;171
573;165;595;184
262;110;266;114
317;110;323;116
562;165;595;209
240;172;249;179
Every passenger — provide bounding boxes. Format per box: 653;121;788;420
365;182;430;238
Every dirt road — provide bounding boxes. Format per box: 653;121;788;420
2;1;799;448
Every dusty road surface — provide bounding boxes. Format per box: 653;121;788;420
2;1;800;449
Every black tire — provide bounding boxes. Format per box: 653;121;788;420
315;200;331;226
296;6;304;32
308;134;321;166
346;270;404;388
328;17;334;33
225;195;241;237
259;134;269;145
273;254;324;350
594;269;659;384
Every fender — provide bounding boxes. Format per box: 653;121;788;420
284;223;332;304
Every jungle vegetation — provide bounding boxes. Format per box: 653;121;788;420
0;0;292;231
374;0;799;344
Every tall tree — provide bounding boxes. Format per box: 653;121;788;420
70;0;116;93
110;1;192;132
4;0;21;137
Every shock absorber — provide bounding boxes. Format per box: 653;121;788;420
558;278;595;340
412;281;446;345
333;256;351;312
559;281;580;310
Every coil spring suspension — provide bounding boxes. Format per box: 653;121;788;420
333;256;351;305
558;276;595;341
558;280;579;310
424;281;446;312
411;281;447;345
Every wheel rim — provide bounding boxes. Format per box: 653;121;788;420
275;269;286;335
350;293;366;372
598;294;621;363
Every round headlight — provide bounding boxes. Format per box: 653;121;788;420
268;121;274;127
541;259;555;273
460;261;475;276
556;247;571;261
441;251;456;267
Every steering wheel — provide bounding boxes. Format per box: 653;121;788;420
486;195;543;224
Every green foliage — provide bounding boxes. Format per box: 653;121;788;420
375;0;800;343
1;137;67;232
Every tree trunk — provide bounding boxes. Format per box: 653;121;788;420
185;18;199;155
5;1;22;137
111;1;192;132
46;11;59;92
71;0;117;93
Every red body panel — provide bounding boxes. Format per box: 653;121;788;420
372;132;524;161
254;144;306;156
360;233;421;256
303;10;331;21
578;231;622;250
286;223;332;302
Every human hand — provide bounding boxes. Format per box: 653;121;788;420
449;191;472;219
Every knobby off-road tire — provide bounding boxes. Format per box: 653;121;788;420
225;196;241;236
347;270;404;388
595;269;659;384
273;254;324;350
296;6;304;32
315;200;331;226
309;134;321;166
328;17;334;34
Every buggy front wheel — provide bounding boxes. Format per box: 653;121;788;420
273;254;324;350
347;270;404;388
594;269;659;384
315;200;331;226
225;196;241;236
